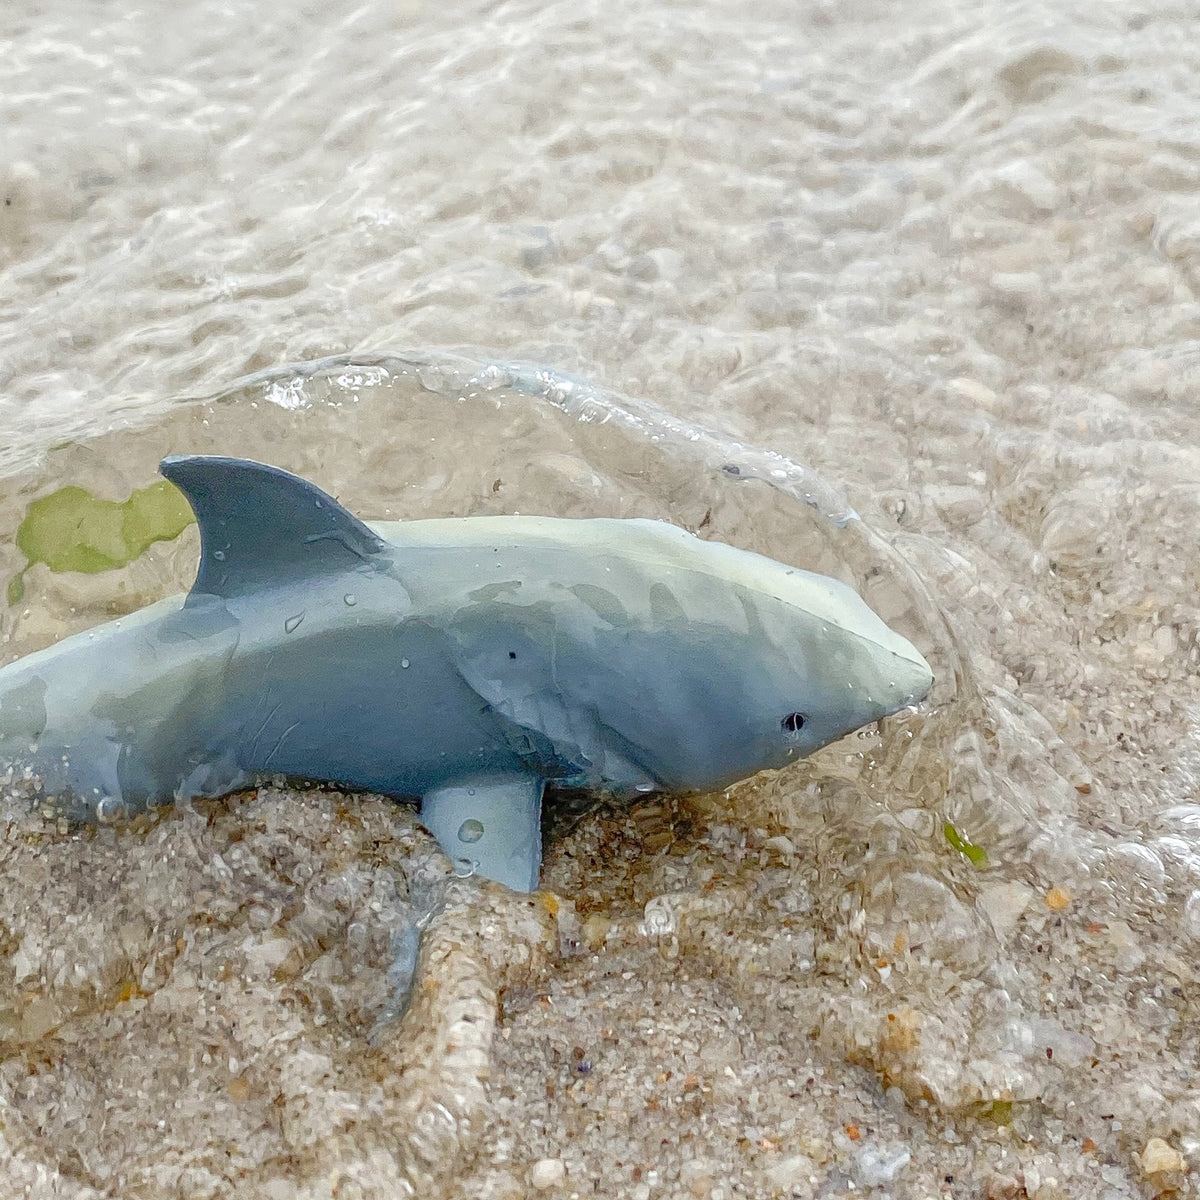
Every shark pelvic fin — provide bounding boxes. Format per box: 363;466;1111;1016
420;774;544;892
160;456;386;599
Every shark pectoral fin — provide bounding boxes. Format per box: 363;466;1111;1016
159;456;386;599
419;774;545;892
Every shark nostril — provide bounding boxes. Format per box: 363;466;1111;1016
781;712;806;734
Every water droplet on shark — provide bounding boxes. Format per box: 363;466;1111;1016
457;819;484;843
284;613;305;633
213;550;226;561
401;658;410;668
343;594;357;606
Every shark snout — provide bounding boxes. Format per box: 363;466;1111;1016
884;643;935;712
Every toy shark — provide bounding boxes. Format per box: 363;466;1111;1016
0;456;932;889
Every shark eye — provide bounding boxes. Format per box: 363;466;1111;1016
781;712;806;734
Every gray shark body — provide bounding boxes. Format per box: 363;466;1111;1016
0;457;932;889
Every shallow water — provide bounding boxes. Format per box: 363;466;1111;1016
2;0;1200;1196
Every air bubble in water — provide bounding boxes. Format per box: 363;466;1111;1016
453;857;478;878
346;921;368;954
1184;890;1200;941
284;613;305;633
640;895;678;937
96;795;124;823
1110;841;1166;889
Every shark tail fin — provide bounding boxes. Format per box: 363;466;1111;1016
160;456;386;600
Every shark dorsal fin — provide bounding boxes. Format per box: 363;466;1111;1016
160;456;386;599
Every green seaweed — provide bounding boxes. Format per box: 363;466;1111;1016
943;821;989;867
8;479;194;603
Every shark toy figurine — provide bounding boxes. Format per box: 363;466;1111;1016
0;456;933;890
